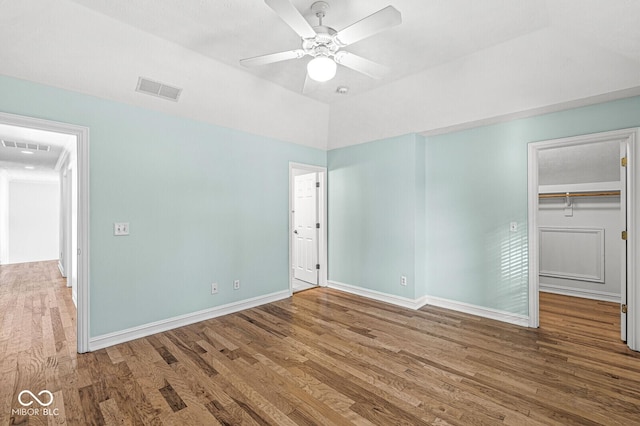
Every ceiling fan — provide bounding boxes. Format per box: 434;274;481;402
240;0;402;93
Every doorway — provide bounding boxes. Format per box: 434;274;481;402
0;112;89;353
289;162;327;293
528;128;638;352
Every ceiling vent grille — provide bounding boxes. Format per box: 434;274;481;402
136;77;182;102
1;140;51;151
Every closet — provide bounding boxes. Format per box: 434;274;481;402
538;140;624;303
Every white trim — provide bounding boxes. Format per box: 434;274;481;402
327;280;529;326
424;295;530;327
528;141;541;328
289;163;328;295
538;227;605;283
539;181;621;194
0;169;8;265
528;128;639;351
539;284;621;303
88;290;289;351
328;280;429;310
54;149;70;172
0;112;90;353
627;130;639;351
419;87;640;139
57;260;66;278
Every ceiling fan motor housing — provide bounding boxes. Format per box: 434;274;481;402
304;25;339;58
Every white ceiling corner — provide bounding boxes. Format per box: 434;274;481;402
0;0;638;150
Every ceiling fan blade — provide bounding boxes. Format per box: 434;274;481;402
240;49;304;67
334;6;401;46
302;73;321;95
334;51;389;79
265;0;316;39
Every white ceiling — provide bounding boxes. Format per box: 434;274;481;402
0;124;73;174
0;0;639;149
66;0;552;104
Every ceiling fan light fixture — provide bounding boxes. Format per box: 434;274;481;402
307;56;337;82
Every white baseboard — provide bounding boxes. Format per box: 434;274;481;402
72;290;77;308
327;280;529;327
327;280;428;310
88;290;290;351
57;260;67;278
539;283;621;303
424;295;530;327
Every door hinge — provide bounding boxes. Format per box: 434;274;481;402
316;223;320;229
622;230;628;240
316;264;320;270
622;157;628;167
622;304;628;314
316;182;320;188
77;248;81;255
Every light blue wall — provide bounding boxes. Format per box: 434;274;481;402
328;96;640;315
424;119;530;313
2;73;639;334
0;75;325;336
424;96;640;315
327;134;419;298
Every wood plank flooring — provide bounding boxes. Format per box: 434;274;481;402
2;261;640;425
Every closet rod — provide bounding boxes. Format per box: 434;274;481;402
538;190;620;199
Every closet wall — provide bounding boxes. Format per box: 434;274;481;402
538;140;622;302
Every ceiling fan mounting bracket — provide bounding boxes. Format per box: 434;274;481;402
310;1;330;16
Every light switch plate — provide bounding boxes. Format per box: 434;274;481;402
510;222;517;232
114;222;129;236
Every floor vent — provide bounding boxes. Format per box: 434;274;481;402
1;140;51;151
136;77;182;102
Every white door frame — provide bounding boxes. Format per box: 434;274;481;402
0;112;90;353
289;162;327;294
528;128;639;351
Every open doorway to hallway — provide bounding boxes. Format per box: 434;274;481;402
0;120;78;347
0;112;89;353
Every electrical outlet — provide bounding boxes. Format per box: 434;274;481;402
114;222;129;236
233;280;240;290
211;283;218;294
401;276;407;286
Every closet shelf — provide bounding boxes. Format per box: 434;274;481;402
538;190;620;199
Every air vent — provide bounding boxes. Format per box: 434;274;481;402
1;140;51;151
136;77;182;102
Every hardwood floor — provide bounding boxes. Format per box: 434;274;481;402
2;261;640;425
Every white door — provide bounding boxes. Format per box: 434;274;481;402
293;172;318;284
621;142;628;341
